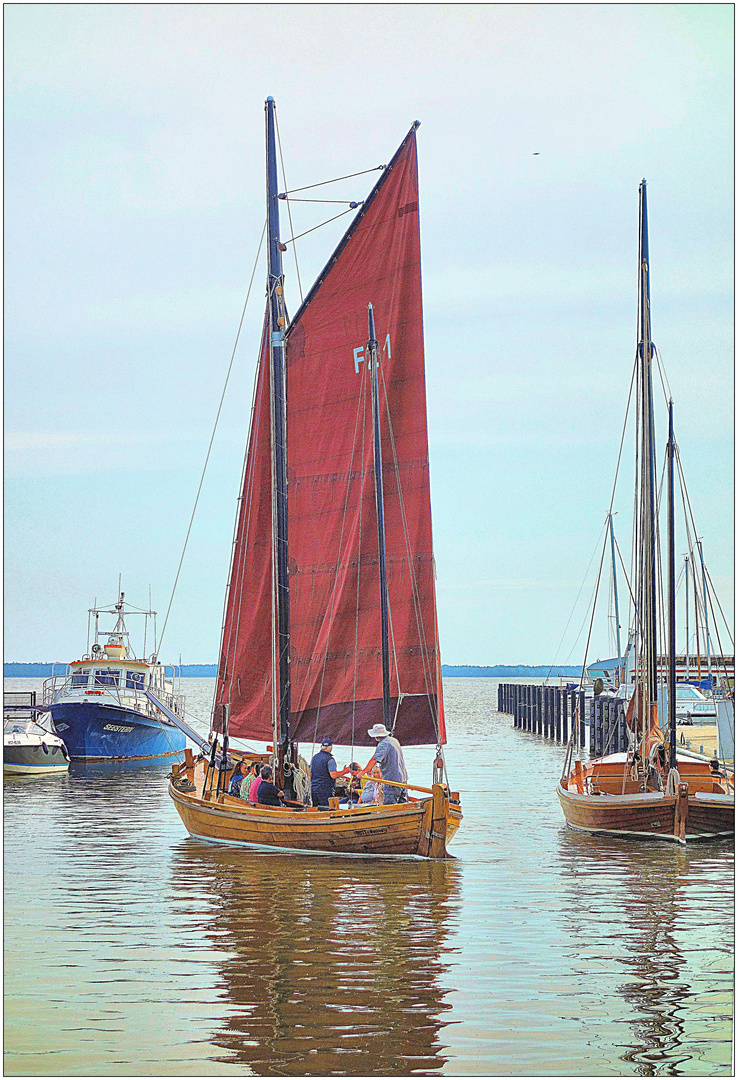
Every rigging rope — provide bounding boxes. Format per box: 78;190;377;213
281;206;358;245
275;109;304;304
279;165;385;196
280;198;363;206
157;220;267;659
379;363;439;739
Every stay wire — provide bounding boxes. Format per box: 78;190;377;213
274;110;304;304
578;524;611;692
704;563;735;647
546;519;608;676
546;358;635;683
281;207;357;245
379;362;439;738
281;198;364;206
157;220;267;658
279;165;385;196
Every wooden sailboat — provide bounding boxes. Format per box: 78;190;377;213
558;181;734;844
169;98;461;857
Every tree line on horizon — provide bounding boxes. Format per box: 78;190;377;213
5;662;583;678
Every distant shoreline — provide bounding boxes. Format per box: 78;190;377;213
5;662;582;678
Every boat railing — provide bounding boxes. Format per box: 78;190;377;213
42;674;186;719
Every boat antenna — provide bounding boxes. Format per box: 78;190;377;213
266;96;295;796
367;303;392;731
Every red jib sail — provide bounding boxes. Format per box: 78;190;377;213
215;319;275;742
217;126;445;747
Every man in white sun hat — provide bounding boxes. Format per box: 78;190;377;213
360;723;408;804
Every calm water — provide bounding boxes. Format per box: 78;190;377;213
4;677;734;1076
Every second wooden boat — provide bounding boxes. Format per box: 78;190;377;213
558;180;734;844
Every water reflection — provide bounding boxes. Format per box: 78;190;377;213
558;832;734;1076
169;843;461;1075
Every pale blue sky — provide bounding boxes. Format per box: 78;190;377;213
5;4;733;665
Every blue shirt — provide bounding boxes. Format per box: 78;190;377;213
256;781;283;807
311;749;338;801
228;773;244;797
373;736;408;785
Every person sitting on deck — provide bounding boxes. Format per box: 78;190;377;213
359;764;384;805
228;761;246;797
346;762;363;803
248;763;267;804
254;765;284;807
240;761;261;801
310;737;350;807
359;723;408;804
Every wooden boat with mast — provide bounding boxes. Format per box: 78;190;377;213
169;98;461;857
558;181;733;844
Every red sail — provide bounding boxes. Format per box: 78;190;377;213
284;128;444;747
216;128;445;748
214;318;275;740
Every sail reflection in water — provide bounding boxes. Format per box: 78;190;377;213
558;831;734;1075
170;843;460;1075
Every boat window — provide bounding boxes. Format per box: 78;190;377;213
71;672;90;687
126;671;145;691
94;669;120;687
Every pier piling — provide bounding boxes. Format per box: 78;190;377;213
498;683;629;757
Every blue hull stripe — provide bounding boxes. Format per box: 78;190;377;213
50;702;185;760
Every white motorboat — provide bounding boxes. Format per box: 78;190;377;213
4;694;70;775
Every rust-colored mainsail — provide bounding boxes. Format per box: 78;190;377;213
215;126;444;750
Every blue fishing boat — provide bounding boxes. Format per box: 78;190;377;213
42;592;187;761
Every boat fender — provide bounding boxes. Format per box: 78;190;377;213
42;742;49;755
61;745;70;761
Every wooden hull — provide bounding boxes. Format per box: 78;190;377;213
558;754;734;844
169;761;461;858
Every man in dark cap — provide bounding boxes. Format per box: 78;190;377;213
310;737;350;807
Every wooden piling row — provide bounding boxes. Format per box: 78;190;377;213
500;683;630;754
588;695;629;756
499;683;586;746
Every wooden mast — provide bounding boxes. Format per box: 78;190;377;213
265;96;295;797
367;303;393;731
667;400;677;769
638;179;658;740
